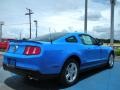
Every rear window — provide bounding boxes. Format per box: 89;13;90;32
31;32;67;42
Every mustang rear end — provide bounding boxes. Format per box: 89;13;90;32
3;40;60;79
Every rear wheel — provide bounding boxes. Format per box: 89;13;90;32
107;54;114;68
60;58;80;86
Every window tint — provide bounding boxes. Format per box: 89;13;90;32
80;35;93;45
66;36;77;43
91;37;98;45
31;32;67;42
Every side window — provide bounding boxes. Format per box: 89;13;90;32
80;35;93;45
66;36;77;43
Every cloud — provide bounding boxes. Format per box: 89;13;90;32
118;24;120;27
92;25;120;40
2;24;53;39
80;10;102;21
92;26;110;39
92;0;120;7
0;0;120;40
92;0;110;4
43;10;84;31
87;12;102;21
116;1;120;6
93;26;110;33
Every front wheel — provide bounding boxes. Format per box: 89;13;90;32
107;54;114;68
60;59;80;86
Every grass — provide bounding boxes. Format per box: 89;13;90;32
115;48;120;56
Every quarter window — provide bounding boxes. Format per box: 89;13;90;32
66;36;77;43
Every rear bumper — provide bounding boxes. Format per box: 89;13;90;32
3;53;62;74
3;63;58;79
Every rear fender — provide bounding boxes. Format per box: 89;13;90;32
60;53;82;71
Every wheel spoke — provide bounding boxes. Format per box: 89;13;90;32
66;73;70;80
69;74;73;81
109;55;114;67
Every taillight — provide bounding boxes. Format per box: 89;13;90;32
24;46;41;55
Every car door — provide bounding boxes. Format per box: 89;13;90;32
79;34;101;67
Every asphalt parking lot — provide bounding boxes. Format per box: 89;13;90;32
0;56;120;90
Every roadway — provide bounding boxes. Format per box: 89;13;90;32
0;56;120;90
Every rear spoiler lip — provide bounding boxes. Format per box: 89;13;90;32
9;40;42;44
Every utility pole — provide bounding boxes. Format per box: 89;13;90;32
110;0;116;46
25;8;34;39
84;0;88;33
0;22;4;41
34;20;38;38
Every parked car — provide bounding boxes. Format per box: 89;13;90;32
0;38;14;50
3;32;114;86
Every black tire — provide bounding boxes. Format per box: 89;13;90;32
60;58;80;86
107;54;114;68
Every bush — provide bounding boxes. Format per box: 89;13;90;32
115;48;120;56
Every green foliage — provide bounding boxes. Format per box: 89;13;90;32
115;48;120;56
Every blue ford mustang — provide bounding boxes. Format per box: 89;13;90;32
3;32;114;86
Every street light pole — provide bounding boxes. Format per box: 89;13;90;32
110;0;116;46
34;20;38;38
84;0;88;33
25;8;34;39
0;22;4;41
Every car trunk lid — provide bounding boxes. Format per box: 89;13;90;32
7;40;42;55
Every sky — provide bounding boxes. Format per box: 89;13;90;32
0;0;120;39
